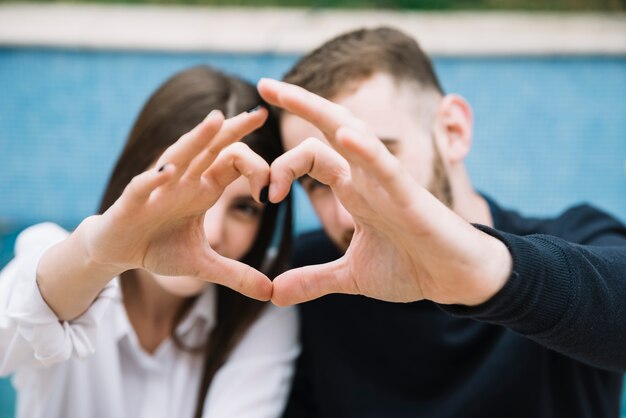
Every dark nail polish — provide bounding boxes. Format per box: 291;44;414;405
157;164;168;173
259;186;269;203
247;105;262;113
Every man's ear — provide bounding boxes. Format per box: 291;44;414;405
434;94;473;163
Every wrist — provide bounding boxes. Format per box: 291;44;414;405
463;232;513;306
75;216;128;275
36;219;124;321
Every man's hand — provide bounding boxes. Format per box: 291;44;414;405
258;78;513;307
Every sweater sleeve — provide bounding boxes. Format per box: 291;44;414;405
439;224;626;372
0;223;119;375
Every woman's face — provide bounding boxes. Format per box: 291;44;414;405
153;176;266;297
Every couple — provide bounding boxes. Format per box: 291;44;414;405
1;27;625;418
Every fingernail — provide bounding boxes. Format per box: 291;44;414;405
247;105;263;113
259;186;269;203
157;164;168;173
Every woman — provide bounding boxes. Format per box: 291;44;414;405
0;66;298;418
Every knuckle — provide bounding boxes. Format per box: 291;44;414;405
124;176;144;197
284;164;299;182
251;162;269;177
222;124;241;139
303;136;320;147
302;137;323;154
204;146;220;160
178;131;192;144
228;141;248;153
128;175;142;189
235;267;252;294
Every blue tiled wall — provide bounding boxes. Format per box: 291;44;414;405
0;50;624;232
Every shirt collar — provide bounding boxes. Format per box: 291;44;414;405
113;278;217;345
175;283;217;341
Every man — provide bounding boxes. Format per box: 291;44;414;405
258;28;626;417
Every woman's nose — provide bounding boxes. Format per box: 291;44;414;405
203;204;226;249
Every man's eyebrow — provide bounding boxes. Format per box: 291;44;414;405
298;174;313;184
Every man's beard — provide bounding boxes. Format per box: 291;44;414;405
331;135;453;253
428;134;454;209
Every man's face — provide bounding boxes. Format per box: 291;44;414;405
280;72;451;253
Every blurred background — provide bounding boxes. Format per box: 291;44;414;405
0;1;625;417
2;0;625;9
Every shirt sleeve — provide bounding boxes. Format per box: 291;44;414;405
0;223;119;375
439;224;626;372
201;304;300;418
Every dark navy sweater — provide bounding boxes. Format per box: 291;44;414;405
282;201;626;418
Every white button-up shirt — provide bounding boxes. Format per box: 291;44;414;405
0;223;300;418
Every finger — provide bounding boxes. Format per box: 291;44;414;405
202;142;270;203
122;163;176;209
335;126;415;204
259;78;379;167
155;110;224;173
187;106;269;177
198;251;273;301
270;258;356;306
268;137;350;203
258;78;351;142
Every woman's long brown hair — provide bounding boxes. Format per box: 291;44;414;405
97;66;292;418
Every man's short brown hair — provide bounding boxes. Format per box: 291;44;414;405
283;27;444;100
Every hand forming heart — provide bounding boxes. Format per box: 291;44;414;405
258;79;513;308
71;108;275;301
58;80;512;310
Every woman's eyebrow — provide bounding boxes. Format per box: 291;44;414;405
234;194;256;201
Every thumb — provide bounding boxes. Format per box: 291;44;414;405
198;253;273;301
271;258;355;306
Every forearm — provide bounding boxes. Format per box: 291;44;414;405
36;216;125;321
440;226;626;371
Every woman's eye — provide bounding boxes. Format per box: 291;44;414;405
301;177;329;194
232;200;263;218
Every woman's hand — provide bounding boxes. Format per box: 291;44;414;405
82;108;273;300
37;108;273;321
